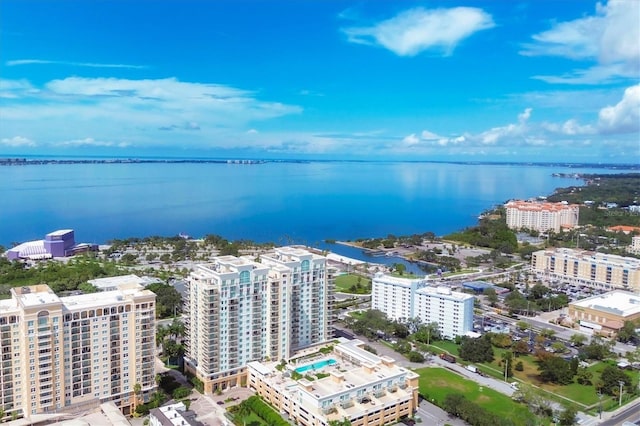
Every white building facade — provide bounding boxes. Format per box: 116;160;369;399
371;273;474;339
184;247;332;393
505;200;580;232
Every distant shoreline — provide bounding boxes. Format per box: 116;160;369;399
1;157;639;169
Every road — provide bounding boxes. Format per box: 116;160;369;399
598;398;640;426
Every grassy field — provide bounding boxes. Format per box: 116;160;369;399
334;273;371;293
416;367;536;426
427;341;460;356
235;412;268;426
483;349;625;407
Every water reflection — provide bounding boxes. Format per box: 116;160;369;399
320;242;436;276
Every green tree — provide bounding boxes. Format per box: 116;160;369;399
558;405;577;426
459;334;494;363
538;357;574;385
146;283;182;318
407;351;425;363
582;337;613;360
393;263;406;275
575;367;593;385
617;321;638;343
599;365;632;396
501;351;514;378
483;287;499;307
570;333;587;347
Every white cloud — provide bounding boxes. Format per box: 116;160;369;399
598;84;640;133
0;77;302;150
0;79;37;98
522;0;640;84
6;59;146;69
479;108;532;145
402;133;420;145
55;138;129;148
561;119;595;135
247;129;259;134
0;136;36;147
420;130;440;140
342;6;494;56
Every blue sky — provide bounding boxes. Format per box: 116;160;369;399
0;0;638;163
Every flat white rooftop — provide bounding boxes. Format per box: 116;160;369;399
571;290;640;317
63;285;149;310
47;229;73;236
19;291;61;307
88;274;146;289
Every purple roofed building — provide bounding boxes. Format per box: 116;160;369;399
5;229;96;260
43;229;75;257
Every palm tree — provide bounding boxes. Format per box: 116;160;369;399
133;382;142;406
235;401;251;426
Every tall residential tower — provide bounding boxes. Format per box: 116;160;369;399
0;282;156;422
184;247;331;393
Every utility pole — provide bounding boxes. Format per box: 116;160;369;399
619;380;624;407
598;391;602;419
504;357;508;382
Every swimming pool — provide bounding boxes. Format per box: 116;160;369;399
295;358;337;374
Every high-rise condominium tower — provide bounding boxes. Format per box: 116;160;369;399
184;246;331;393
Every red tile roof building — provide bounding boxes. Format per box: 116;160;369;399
505;200;579;232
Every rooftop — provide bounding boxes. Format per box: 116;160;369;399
505;200;579;212
571;290;640;317
46;229;74;237
88;274;148;290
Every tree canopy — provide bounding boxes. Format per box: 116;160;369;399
459;335;494;363
146;283;182;319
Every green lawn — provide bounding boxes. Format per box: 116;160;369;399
427;340;460;356
236;412;268;426
428;268;480;278
415;367;536;426
482;349;628;407
334;274;371;293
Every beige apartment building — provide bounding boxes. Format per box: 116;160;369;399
0;282;156;422
531;248;640;291
568;291;640;337
505;200;580;232
184;246;332;394
247;339;419;426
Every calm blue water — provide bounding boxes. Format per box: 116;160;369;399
295;358;337;373
0;161;633;247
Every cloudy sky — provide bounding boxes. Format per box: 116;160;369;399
1;0;638;162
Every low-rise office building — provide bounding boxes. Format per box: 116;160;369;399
568;290;640;337
531;248;640;291
247;339;419;426
505;200;579;233
371;273;474;339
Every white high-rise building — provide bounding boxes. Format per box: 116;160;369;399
371;273;474;339
184;247;331;394
0;282;156;422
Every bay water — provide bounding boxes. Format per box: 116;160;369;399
0;161;631;248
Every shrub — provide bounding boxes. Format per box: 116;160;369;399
407;351;425;363
172;386;191;400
